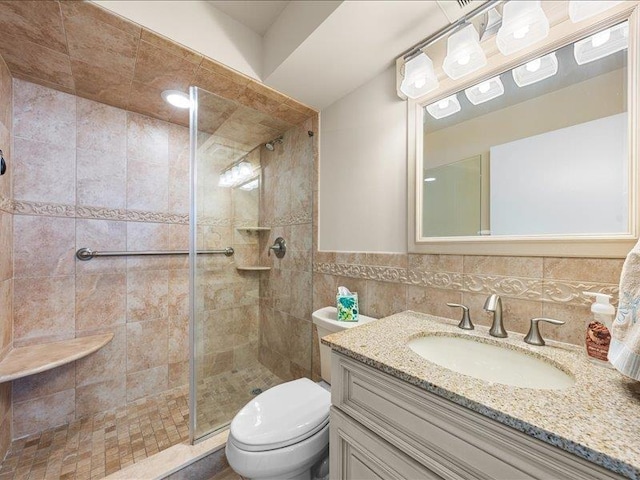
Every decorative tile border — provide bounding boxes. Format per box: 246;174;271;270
0;195;11;214
313;261;619;306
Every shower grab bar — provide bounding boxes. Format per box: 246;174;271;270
76;247;234;261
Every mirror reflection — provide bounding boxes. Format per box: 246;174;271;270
421;21;629;238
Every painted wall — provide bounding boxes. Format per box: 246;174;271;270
0;53;13;461
319;66;407;253
315;57;623;350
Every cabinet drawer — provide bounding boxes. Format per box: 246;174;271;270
331;352;622;480
330;407;441;480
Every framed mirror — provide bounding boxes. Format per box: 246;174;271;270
408;4;639;257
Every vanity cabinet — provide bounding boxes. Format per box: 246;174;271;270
329;352;624;480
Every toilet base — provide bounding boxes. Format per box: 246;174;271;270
226;424;329;480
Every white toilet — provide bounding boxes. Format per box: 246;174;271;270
225;306;377;480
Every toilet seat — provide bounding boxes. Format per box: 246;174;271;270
229;378;330;452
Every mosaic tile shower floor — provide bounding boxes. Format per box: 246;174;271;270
0;364;283;480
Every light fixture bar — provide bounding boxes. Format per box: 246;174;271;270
401;0;503;61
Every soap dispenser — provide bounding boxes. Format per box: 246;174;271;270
583;292;615;368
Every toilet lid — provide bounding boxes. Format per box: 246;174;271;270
229;378;330;452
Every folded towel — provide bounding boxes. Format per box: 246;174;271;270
609;238;640;380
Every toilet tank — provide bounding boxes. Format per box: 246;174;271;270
312;307;377;384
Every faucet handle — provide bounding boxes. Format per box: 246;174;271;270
446;303;474;330
524;317;565;346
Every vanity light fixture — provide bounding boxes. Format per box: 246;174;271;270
424;177;436;182
573;22;628;65
442;24;487;80
161;90;191;109
512;52;558;87
464;76;504;105
426;94;461;120
239;178;259;191
496;0;549;56
218;160;254;188
399;52;439;99
569;1;623;23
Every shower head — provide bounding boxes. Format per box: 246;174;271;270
265;136;283;151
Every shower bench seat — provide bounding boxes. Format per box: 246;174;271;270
0;333;113;383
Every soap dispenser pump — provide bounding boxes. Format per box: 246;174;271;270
583;291;615;368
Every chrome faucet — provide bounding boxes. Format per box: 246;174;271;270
524;317;565;346
483;294;507;338
446;303;474;330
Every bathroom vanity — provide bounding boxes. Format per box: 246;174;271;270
324;312;640;479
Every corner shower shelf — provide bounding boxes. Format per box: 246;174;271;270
236;227;271;232
236;266;271;271
0;333;114;383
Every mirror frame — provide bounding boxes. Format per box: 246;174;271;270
407;1;640;258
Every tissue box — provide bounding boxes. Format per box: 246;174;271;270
337;293;359;321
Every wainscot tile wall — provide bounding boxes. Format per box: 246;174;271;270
312;253;622;355
0;51;13;462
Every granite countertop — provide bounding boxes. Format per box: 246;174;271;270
322;311;640;479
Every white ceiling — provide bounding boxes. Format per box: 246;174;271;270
209;1;289;36
95;1;455;110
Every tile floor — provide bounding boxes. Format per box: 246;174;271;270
0;364;283;480
195;364;284;437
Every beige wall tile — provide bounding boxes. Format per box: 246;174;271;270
464;255;543;278
365;281;407;318
75;219;126;275
75;378;126;419
541;302;591;346
12;363;75;404
63;6;139;78
13;78;75;146
126;319;169;373
76;97;126;154
289;271;312;321
127;270;169;322
0;407;10;463
13;276;75;344
75;325;126;388
313;274;336;313
168;124;190;216
543;257;624;284
0;279;12;352
169;270;189;318
13;389;75;438
365;253;408;269
288;316;311;371
75;274;126;330
0;212;12;282
126;366;168;403
0;1;67;54
76;147;126;209
13;137;76;204
14;215;75;277
168;315;189;364
407;286;463;319
168;361;189;389
408;254;463;272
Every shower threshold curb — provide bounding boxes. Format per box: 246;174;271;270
103;430;229;480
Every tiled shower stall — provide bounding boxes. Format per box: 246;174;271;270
0;3;318;476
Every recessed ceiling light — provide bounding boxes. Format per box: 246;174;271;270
161;90;191;109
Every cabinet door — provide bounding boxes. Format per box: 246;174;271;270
330;408;443;480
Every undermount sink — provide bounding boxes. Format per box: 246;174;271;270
408;335;575;390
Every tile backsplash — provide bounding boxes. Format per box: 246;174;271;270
312;252;622;348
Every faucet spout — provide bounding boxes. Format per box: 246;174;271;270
483;294;507;338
